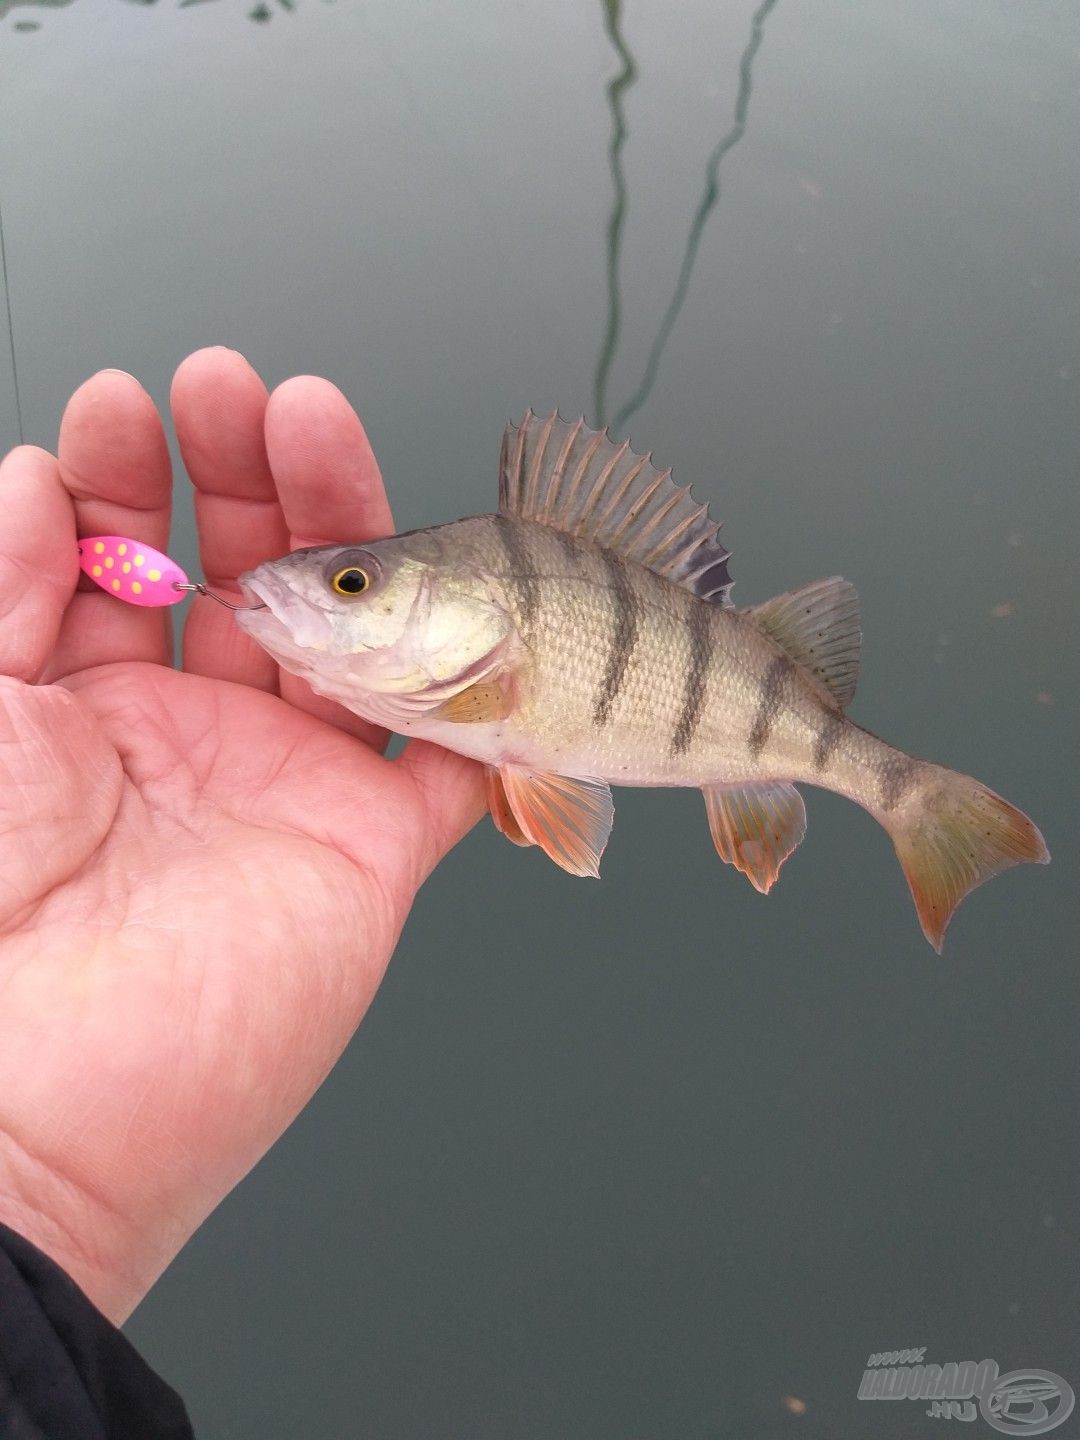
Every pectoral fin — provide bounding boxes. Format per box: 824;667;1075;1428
485;766;533;847
703;781;807;894
499;766;614;877
432;677;514;724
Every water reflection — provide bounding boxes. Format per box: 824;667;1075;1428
1;0;68;19
2;0;67;32
2;0;305;26
592;0;638;433
595;0;779;434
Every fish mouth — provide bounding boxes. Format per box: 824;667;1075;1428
234;569;335;654
234;573;286;631
236;573;277;613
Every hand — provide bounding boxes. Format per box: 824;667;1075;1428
0;349;484;1322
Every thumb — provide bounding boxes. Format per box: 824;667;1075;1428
0;678;121;927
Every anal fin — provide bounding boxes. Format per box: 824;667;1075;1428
703;781;807;894
499;766;614;877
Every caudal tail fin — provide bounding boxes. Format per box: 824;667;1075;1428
886;766;1049;951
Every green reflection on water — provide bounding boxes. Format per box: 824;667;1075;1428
1;0;307;22
1;0;72;14
593;0;638;433
595;0;780;435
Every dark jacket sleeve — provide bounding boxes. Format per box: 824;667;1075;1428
0;1221;193;1439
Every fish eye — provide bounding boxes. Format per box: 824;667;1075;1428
330;566;370;597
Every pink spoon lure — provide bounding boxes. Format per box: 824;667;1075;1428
76;536;257;611
78;536;188;607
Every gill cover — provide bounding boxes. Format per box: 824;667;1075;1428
237;535;517;712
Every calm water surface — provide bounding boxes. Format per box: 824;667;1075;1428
2;1;1077;1435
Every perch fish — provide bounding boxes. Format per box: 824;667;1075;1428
235;411;1048;949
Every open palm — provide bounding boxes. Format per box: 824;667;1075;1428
0;350;483;1322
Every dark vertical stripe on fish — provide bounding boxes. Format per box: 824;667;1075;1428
671;600;712;755
748;656;793;759
491;514;539;630
551;527;582;570
812;712;846;772
594;550;640;727
879;754;919;811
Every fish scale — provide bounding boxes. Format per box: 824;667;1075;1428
235;410;1048;951
489;526;832;789
498;525;689;774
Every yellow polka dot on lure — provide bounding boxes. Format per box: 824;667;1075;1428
134;554;145;567
132;581;142;595
118;543;127;555
93;541;105;554
147;568;161;582
111;578;121;591
122;561;132;573
104;556;113;568
91;564;102;578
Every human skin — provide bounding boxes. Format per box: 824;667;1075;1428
0;348;484;1323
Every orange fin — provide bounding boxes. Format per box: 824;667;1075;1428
886;768;1049;952
703;781;807;894
432;678;513;724
499;766;614;877
485;766;533;847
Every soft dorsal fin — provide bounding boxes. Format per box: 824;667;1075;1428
744;577;861;708
499;410;734;606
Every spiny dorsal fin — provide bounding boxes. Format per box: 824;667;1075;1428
499;410;734;606
744;577;861;708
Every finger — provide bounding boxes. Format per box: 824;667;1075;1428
172;347;287;691
265;376;393;548
44;371;172;679
396;741;486;880
0;446;77;681
264;377;394;745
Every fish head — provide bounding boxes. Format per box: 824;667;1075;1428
235;531;515;705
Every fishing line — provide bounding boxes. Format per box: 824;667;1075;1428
0;187;23;446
